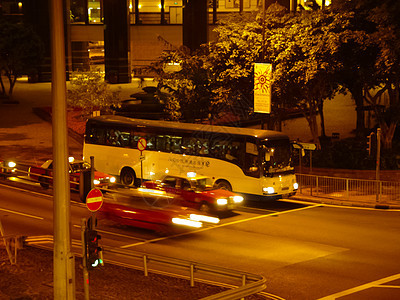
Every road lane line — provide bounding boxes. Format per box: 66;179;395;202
121;204;321;248
0;182;53;199
283;198;400;212
0;207;44;220
317;273;400;299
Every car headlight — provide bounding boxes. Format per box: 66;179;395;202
109;177;116;183
7;161;16;168
217;198;228;205
172;218;202;228
93;179;100;185
263;187;275;194
293;182;299;190
233;195;243;203
190;214;220;224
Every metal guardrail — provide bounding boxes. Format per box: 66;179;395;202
0;234;24;264
296;173;400;206
22;236;266;299
104;246;266;299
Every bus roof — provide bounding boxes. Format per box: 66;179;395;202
87;115;289;140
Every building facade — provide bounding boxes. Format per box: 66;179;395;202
0;0;322;83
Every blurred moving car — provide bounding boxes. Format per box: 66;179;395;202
0;159;16;177
99;188;219;235
144;173;244;214
28;157;116;189
111;86;168;120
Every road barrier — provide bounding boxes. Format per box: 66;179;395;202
104;246;266;299
296;173;400;207
22;235;266;299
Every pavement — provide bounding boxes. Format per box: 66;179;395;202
0;76;152;165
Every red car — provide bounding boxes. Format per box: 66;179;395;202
0;159;16;176
99;188;219;235
28;157;116;190
144;173;244;214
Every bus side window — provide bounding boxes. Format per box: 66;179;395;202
106;129;121;146
171;138;182;154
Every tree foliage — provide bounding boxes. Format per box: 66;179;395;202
67;70;121;116
153;0;400;151
0;19;44;99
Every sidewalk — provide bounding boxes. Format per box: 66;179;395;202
0;77;153;165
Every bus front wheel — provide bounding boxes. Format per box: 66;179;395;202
120;168;136;186
214;180;232;191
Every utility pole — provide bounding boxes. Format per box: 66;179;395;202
50;0;75;298
376;128;381;181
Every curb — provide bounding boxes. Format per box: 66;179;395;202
291;194;400;210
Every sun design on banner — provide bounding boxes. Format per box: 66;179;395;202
254;65;272;94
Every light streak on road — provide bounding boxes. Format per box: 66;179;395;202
121;204;322;248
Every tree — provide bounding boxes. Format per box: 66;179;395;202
67;69;121;117
151;46;210;122
365;1;400;149
0;19;44;100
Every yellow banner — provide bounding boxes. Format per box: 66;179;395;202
254;63;272;114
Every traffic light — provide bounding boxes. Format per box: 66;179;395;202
367;134;372;155
85;229;103;269
367;132;375;156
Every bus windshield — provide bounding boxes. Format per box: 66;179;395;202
261;139;293;176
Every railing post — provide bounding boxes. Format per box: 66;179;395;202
346;179;349;200
190;263;195;287
241;274;246;300
143;255;148;276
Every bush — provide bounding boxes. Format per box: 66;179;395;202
298;137;400;170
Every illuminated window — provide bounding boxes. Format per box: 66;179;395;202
88;0;102;23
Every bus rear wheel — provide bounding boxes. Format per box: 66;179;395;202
214;180;232;191
120;168;136;186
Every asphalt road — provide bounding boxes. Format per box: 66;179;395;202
1;180;400;300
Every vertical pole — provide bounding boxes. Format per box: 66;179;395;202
240;274;246;300
298;148;302;174
81;219;89;300
376;128;381;181
143;255;148;276
140;150;143;187
0;219;14;264
190;264;195;287
90;156;95;189
50;0;75;298
376;128;381;202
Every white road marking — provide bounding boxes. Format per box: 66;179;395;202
121;204;321;248
317;273;400;299
0;207;44;220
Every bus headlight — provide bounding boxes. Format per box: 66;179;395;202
232;196;244;203
263;187;275;194
293;182;299;190
217;198;228;205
